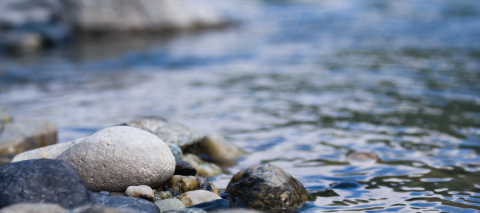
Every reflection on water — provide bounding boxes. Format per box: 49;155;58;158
1;0;480;212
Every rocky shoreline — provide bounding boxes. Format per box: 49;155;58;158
0;113;314;213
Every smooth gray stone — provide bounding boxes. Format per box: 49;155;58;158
89;192;160;213
174;159;197;176
0;159;91;209
0;203;66;213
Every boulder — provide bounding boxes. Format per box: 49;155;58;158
89;192;160;213
155;199;185;212
0;203;66;213
225;164;309;212
182;154;222;177
178;190;221;207
0;159;91;209
123;117;202;150
0;119;57;159
57;126;175;192
12;137;84;162
174;159;196;176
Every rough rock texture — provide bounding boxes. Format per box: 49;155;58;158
225;164;309;212
12;137;84;162
0;159;91;209
164;208;206;213
174;159;197;176
178;190;221;207
124;117;202;150
167;142;183;160
0;203;66;213
68;205;140;213
57;126;175;192
182;154;222;177
89;191;160;213
187;199;237;212
155;199;185;212
0;119;57;159
196;177;219;195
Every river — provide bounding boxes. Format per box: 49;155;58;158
1;0;480;212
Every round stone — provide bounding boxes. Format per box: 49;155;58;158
225;164;309;212
178;190;221;207
57;126;175;192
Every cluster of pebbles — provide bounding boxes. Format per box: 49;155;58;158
0;117;315;213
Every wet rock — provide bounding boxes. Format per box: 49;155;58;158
125;185;155;202
196;177;219;195
167;142;183;160
187;199;237;212
175;159;197;176
164;208;206;213
124;117;202;150
12;137;84;162
196;135;246;163
89;191;160;213
163;175;198;194
182;154;222;177
220;210;266;213
220;193;232;200
347;151;378;165
57;126;175;192
331;181;362;190
225;164;309;212
158;191;174;199
68;205;139;213
0;159;91;209
0;203;66;213
178;190;221;207
0;119;57;159
155;199;185;212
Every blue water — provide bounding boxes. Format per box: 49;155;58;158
1;0;480;211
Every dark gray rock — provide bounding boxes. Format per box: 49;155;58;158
89;191;160;213
164;208;206;213
175;159;197;176
225;164;309;212
0;159;91;209
187;199;237;212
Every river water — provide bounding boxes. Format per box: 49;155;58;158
1;0;480;212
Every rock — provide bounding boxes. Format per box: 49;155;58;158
167;142;183;160
99;191;110;196
174;160;196;176
12;137;84;162
89;191;160;213
125;185;155;203
220;210;266;213
331;181;362;190
187;199;237;212
158;191;174;200
70;0;225;33
155;199;185;212
68;205;140;213
0;119;57;159
124;117;202;150
196;135;246;163
0;110;12;124
196;177;219;195
0;0;73;27
0;31;42;52
0;203;66;213
57;126;176;192
225;164;309;212
347;151;378;165
178;190;221;207
182;154;222;177
164;208;206;213
0;159;91;209
163;175;198;195
0;154;15;166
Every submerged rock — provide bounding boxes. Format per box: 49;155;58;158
155;199;185;212
0;119;57;160
57;126;175;192
89;192;160;213
123;117;202;150
347;151;378;165
11;137;84;162
0;203;66;213
225;164;309;212
0;159;91;209
175;159;197;176
182;154;222;177
178;190;221;207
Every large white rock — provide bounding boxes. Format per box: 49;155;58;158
57;126;175;192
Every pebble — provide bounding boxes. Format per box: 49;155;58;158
196;177;220;195
159;191;174;199
187;199;237;212
182;154;222;177
163;175;198;194
174;159;197;176
155;199;185;212
57;126;176;192
125;185;155;198
197;134;246;162
0;203;66;213
225;164;309;212
178;190;222;207
0;159;91;209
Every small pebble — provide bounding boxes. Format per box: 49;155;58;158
125;185;154;199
